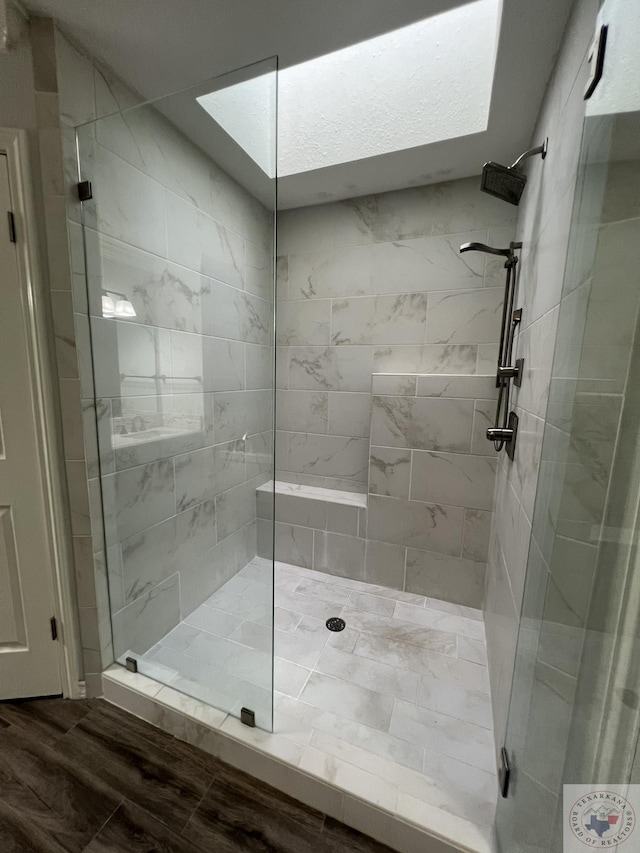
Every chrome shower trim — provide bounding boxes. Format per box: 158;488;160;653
459;241;514;257
510;138;548;170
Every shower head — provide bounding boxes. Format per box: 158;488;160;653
459;241;514;257
481;162;528;206
480;140;548;206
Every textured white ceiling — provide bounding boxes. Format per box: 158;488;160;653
198;1;498;180
279;0;499;176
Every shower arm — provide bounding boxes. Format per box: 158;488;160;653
509;140;548;171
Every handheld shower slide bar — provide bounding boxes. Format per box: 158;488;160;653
459;240;523;457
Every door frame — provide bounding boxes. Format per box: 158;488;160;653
0;127;83;699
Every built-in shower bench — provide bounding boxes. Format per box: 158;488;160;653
256;480;369;577
257;479;367;509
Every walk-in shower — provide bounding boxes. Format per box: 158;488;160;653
480;139;548;205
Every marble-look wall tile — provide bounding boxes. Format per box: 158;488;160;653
476;344;499;374
102;458;175;544
276;390;328;433
174;441;246;512
275;494;328;530
216;479;256;541
111;393;215;472
405;549;485;609
278;177;516;253
121;515;178;603
471;399;499;457
370;395;473;452
166;192;244;287
367;495;464;558
285;433;369;483
209;279;270;345
277;300;331;346
462;509;493;563
410;451;497;511
314;531;365;580
246;430;273;480
246;344;273;390
327;392;371;438
180;523;249;615
274;521;314;569
90;319;172;398
111;573;181;658
364;540;405;590
425;288;503;345
327;504;359;536
245;241;273;300
415;375;497;400
213;390;272;443
371;374;417;396
373;344;478;375
203;338;246;393
512;306;560;419
369;446;411;499
286;232;488;300
85;144;168;258
331;294;427;346
288;346;374;392
88;232;210;334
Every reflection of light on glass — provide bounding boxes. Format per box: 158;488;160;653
115;299;136;318
102;289;136;319
102;293;116;317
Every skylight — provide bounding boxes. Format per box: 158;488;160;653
197;0;500;179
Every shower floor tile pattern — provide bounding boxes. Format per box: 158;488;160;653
136;558;497;847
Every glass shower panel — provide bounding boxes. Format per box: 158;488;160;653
76;58;277;730
495;3;640;848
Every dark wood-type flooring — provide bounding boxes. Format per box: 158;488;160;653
0;697;395;852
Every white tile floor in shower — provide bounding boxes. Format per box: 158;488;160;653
135;557;497;848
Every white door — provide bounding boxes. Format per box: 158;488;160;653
0;152;62;699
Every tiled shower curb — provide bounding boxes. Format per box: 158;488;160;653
102;666;493;853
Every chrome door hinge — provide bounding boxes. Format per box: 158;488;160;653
50;616;58;641
7;210;16;243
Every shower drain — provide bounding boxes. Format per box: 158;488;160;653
326;617;346;632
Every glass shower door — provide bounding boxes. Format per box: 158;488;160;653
76;58;277;730
495;2;640;849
